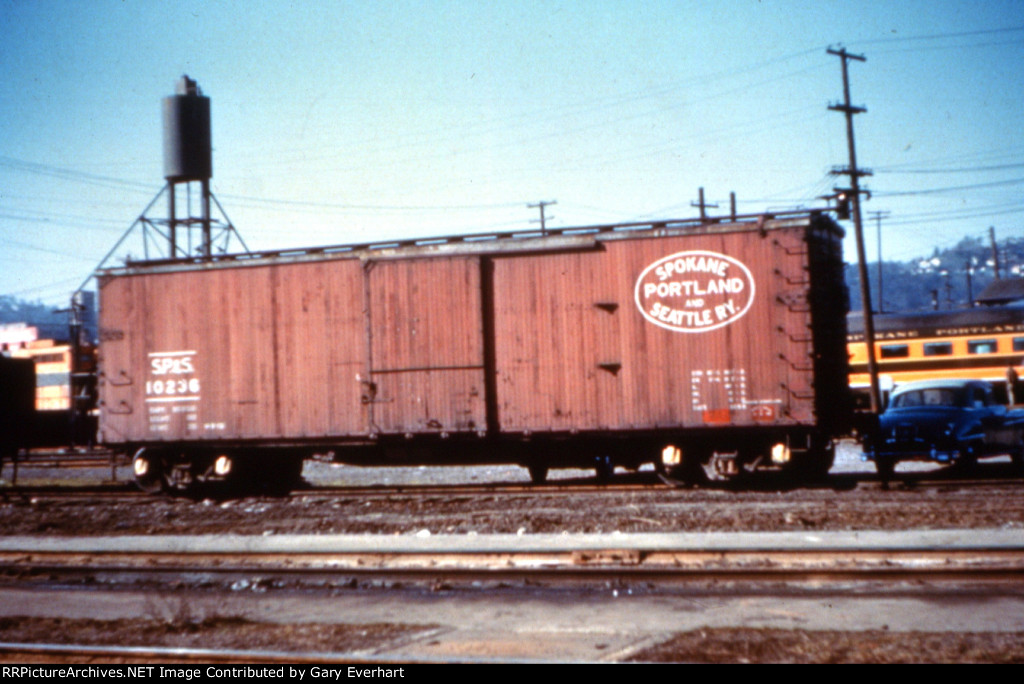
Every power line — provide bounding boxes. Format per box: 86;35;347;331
848;24;1024;46
0;155;152;192
234;47;827;168
873;177;1024;196
874;145;1024;171
881;205;1024;227
216;193;526;212
875;163;1024;174
0;233;97;260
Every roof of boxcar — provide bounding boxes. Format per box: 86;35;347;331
96;210;839;279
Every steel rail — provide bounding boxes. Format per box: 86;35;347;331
0;481;669;501
0;641;437;664
4;545;1024;587
6;474;1024;502
5;479;1024;515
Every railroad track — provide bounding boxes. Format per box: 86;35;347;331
0;480;668;502
3;473;1024;505
1;530;1022;664
3;531;1024;589
0;642;419;665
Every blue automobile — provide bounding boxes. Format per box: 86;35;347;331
863;379;1024;480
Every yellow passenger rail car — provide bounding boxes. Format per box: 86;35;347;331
847;305;1024;404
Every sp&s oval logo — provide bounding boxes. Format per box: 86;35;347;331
634;250;756;333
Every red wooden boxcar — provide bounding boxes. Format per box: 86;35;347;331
97;211;850;490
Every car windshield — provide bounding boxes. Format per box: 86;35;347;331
890;387;961;408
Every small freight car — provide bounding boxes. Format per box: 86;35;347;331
96;210;851;492
0;357;36;465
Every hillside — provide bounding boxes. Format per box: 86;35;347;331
845;235;1024;313
0;295;72;341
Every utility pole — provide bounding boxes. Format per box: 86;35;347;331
990;226;1001;280
828;46;880;413
528;200;557;235
966;260;974;306
691;187;718;220
868;210;890;313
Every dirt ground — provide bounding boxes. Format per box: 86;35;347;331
626;628;1024;663
0;615;432;660
1;617;1022;664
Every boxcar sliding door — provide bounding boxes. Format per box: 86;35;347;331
363;256;487;436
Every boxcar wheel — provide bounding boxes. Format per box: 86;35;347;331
657;445;708;487
264;457;305;494
792;438;835;482
132;448;166;495
662;463;707;487
527;464;549;484
594;456;614;483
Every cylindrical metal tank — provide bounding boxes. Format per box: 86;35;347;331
162;76;211;182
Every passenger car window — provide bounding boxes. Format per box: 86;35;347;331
923;342;953;356
880;344;909;359
968;339;997;354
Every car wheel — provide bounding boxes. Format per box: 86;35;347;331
875;455;896;485
951;446;977;473
1011;447;1024;475
594;456;614;483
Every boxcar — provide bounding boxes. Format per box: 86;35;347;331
1;357;35;462
96;211;850;491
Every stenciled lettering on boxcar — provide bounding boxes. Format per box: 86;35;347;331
634;250;756;333
145;350;202;434
690;368;749;411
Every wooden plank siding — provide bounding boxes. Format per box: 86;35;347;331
365;257;487;435
491;227;818;433
98;259;367;444
98;215;845;448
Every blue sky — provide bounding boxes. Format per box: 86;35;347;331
2;0;1022;307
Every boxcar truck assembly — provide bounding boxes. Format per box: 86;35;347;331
96;211;851;492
